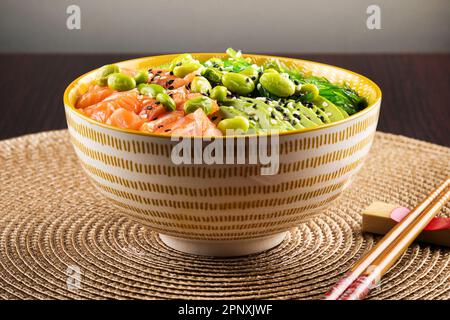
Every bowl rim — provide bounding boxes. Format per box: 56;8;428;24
63;53;382;139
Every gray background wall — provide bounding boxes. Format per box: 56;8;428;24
1;0;449;53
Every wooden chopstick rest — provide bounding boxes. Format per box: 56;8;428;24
362;201;450;247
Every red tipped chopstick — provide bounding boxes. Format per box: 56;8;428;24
324;178;450;300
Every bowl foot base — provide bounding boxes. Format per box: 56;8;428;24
159;232;288;257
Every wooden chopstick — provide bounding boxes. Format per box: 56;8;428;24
338;181;450;300
323;178;450;300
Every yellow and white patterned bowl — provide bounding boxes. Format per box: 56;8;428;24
64;54;381;256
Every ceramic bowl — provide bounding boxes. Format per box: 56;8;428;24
64;53;381;256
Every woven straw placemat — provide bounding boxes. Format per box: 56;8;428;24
0;130;449;300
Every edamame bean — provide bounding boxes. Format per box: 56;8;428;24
263;60;283;72
183;96;214;115
222;73;255;95
206;57;224;68
134;70;149;85
96;64;120;86
299;83;319;100
259;72;295;97
239;67;259;81
209;86;227;102
107;73;136;91
217;116;249;134
173;62;202;78
190;76;212;95
169;53;195;70
202;68;222;83
156;93;176;111
138;83;166;97
263;68;278;74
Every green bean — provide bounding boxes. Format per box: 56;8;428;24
173;61;202;78
183;96;214;115
209;86;228;102
134;70;149;85
221;72;255;95
107;73;136;91
299;83;319;100
217;116;249;134
138;83;166;97
156;93;176;111
190;76;212;95
96;64;120;86
259;72;295;97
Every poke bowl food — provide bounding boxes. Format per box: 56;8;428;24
64;50;381;256
73;49;368;136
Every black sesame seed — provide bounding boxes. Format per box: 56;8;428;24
275;106;283;112
245;78;250;83
211;116;218;121
157;70;162;74
293;113;301;120
167;79;174;85
153;117;158;120
168;86;174;90
293;80;300;85
157;125;164;129
251;76;257;80
270;112;276;119
176;62;182;67
169;71;174;75
146;106;153;110
252;104;257;109
155;101;161;105
148;68;153;73
164;129;171;132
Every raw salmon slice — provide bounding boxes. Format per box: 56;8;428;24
169;109;222;136
106;108;145;130
140;111;184;133
76;85;115;109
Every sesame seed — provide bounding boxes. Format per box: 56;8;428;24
168;86;174;90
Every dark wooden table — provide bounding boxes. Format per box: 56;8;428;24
0;54;449;146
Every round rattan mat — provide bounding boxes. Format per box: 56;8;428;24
0;130;449;300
